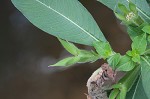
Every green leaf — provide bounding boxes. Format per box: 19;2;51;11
51;50;99;66
148;35;150;42
131;34;147;55
126;50;133;56
107;53;121;70
118;3;129;14
51;56;80;66
118;65;140;91
11;0;106;46
133;0;150;22
116;55;136;71
77;50;99;63
129;2;137;14
132;54;140;63
142;25;150;34
127;27;142;40
93;41;113;59
126;50;140;63
127;23;146;40
141;56;150;98
58;38;79;55
115;12;126;21
126;76;148;99
112;66;140;99
58;38;99;63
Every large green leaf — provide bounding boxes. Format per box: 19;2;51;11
126;76;148;99
11;0;106;46
141;56;150;98
97;0;150;22
132;0;150;22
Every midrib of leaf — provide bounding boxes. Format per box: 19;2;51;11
126;0;150;20
36;0;99;42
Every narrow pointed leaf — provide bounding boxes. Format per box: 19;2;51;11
11;0;106;46
58;38;79;55
77;50;99;63
129;2;137;14
118;3;129;14
51;56;80;66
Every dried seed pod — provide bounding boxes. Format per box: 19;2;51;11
86;63;116;99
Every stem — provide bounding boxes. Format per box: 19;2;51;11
119;85;127;99
109;89;120;99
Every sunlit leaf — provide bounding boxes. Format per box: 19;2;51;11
93;41;113;59
116;55;136;71
132;34;147;55
107;53;121;70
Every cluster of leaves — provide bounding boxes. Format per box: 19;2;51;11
98;0;150;99
51;38;100;66
11;0;150;99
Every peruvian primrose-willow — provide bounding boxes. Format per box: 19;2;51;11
11;0;150;99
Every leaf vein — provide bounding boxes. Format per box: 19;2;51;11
36;0;99;41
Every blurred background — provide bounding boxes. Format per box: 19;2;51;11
0;0;131;99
